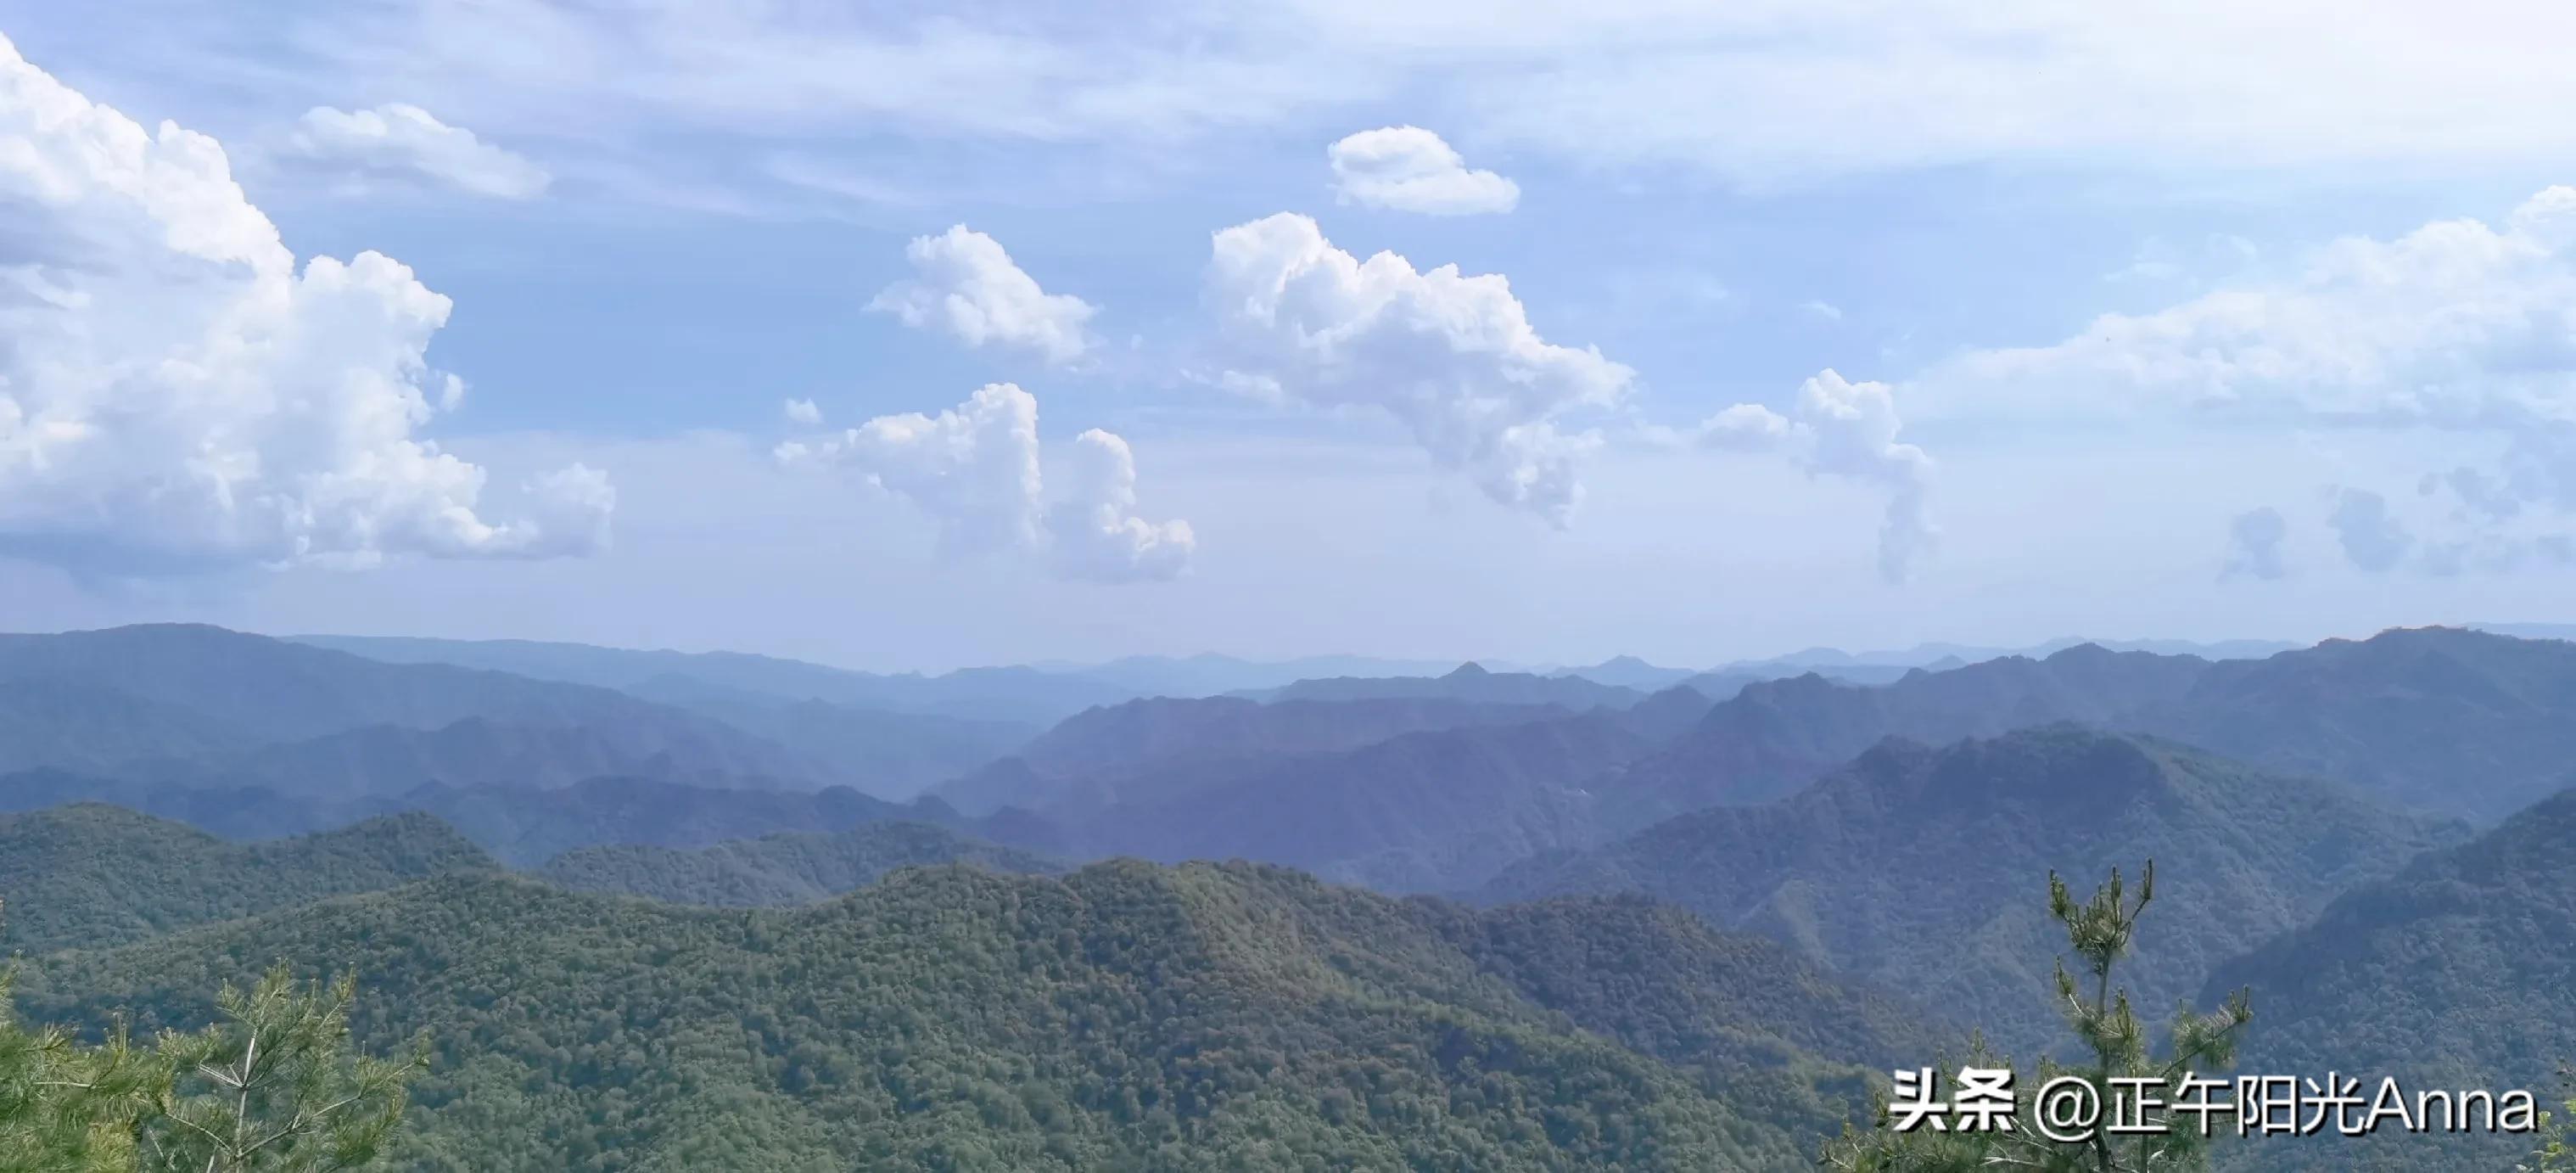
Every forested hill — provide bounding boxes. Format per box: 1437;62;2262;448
19;862;1945;1172
0;804;496;953
1481;725;2467;1054
535;821;1067;906
2204;786;2576;1171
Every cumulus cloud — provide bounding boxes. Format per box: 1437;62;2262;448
1205;212;1632;524
1049;429;1196;582
283;104;551;199
868;226;1096;364
777;383;1191;581
1689;372;1935;583
783;398;823;425
1327;126;1519;215
2220;507;2288;581
2327;488;2411;574
0;35;611;577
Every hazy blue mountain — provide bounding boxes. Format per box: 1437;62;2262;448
1247;662;1649;710
0;678;244;776
1043;710;1669;892
1483;725;2466;1056
105;716;804;799
1549;655;1700;690
1602;626;2576;829
1039;652;1465;697
2204;785;2576;1171
536;821;1067;906
2133;626;2576;822
0;625;824;788
1599;643;2213;828
296;631;1144;725
0;804;495;953
615;674;1035;797
933;695;1571;815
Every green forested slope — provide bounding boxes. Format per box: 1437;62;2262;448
535;821;1066;905
0;805;495;954
20;862;1936;1172
2204;787;2576;1171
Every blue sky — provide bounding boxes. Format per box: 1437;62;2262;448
6;3;2576;670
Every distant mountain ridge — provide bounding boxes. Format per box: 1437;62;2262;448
1482;725;2467;1055
1600;626;2576;828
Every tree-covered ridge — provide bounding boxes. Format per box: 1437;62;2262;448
1481;725;2466;1055
0;805;496;955
535;821;1066;906
19;860;1935;1171
2203;787;2576;1171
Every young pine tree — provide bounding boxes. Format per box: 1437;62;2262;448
1820;859;2255;1173
137;966;426;1173
2;897;162;1173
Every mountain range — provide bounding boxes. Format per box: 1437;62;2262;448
9;620;2576;1170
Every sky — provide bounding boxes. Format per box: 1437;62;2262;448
5;2;2576;671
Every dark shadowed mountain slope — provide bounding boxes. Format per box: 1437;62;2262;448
613;676;1035;798
935;695;1572;816
2200;786;2576;1172
1017;695;1573;779
1482;726;2465;1055
359;777;1012;867
1252;662;1649;710
536;821;1067;906
21;862;1934;1171
1599;644;2214;827
0;805;494;954
1054;711;1659;893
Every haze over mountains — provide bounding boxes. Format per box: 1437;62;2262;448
8;619;2576;1169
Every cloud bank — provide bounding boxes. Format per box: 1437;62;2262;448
0;35;611;578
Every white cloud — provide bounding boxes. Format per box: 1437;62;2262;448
777;383;1191;581
1050;429;1196;582
1205;212;1632;525
1692;371;1935;583
283;104;550;199
783;398;822;425
1801;300;1844;322
0;34;610;578
1327;126;1518;215
867;225;1097;364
